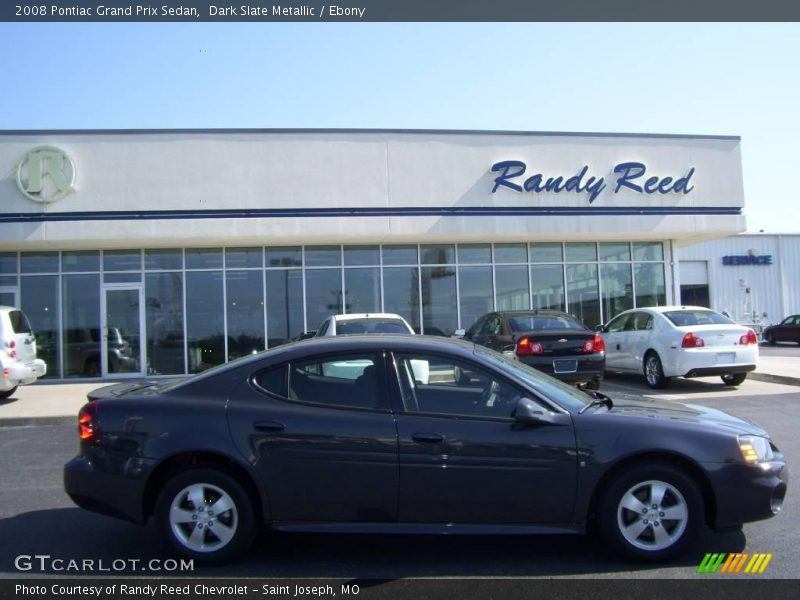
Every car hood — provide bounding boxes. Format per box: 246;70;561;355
602;396;768;437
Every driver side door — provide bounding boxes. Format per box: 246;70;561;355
390;351;578;524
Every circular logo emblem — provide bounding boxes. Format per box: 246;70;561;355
16;145;76;203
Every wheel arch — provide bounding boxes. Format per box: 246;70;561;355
142;450;266;523
586;451;717;530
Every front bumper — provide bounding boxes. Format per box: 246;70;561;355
707;458;788;529
1;358;46;390
519;353;605;385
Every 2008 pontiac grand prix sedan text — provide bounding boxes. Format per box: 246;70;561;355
64;336;788;564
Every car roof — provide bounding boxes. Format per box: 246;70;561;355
331;313;409;322
497;310;576;317
627;306;713;313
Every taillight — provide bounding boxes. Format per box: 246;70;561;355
516;337;544;356
739;330;758;345
78;401;100;444
5;340;15;359
583;334;606;353
8;340;15;349
681;332;706;348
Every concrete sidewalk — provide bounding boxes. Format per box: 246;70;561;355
1;352;797;426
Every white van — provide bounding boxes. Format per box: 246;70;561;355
0;306;47;398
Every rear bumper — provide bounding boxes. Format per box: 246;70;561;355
519;353;605;385
1;358;46;390
670;346;758;378
706;458;788;529
64;455;149;524
684;364;756;378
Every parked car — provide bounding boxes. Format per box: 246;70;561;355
64;327;139;376
457;310;605;389
0;305;47;398
64;335;786;564
598;306;758;389
315;313;415;336
762;315;800;345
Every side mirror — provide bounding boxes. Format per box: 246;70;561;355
513;397;560;425
454;329;466;338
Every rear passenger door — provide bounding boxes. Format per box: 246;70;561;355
602;313;630;370
226;351;399;523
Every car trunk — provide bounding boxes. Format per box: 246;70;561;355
676;324;750;349
518;329;594;356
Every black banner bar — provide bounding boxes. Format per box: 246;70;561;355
3;0;800;22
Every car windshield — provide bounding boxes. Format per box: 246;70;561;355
508;314;586;332
664;310;734;327
474;346;591;412
337;318;411;334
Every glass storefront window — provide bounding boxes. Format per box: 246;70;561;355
531;264;565;312
186;271;225;373
0;276;15;288
383;266;420;330
457;244;491;264
530;243;563;263
600;263;633;323
104;250;142;272
421;265;457;335
599;243;631;262
226;270;265;359
635;263;667;307
145;249;182;270
421;245;455;265
305;246;341;267
62;274;101;377
458;266;493;329
565;243;597;262
343;246;379;267
266;247;302;268
305;269;343;331
494;243;527;264
21;275;59;377
226;247;262;269
566;263;600;329
382;245;418;265
344;267;381;313
266;269;304;346
633;242;664;262
21;252;58;273
186;248;223;270
62;251;100;273
145;272;185;375
104;273;142;283
495;265;530;311
0;253;17;274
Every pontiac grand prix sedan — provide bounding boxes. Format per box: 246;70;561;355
64;336;787;564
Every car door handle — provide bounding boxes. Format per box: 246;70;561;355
254;420;286;432
411;432;444;444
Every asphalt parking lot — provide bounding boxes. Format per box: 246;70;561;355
0;370;797;580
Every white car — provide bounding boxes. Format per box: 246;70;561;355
314;313;415;336
598;306;758;389
0;306;47;398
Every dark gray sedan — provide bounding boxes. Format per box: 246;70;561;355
65;335;787;565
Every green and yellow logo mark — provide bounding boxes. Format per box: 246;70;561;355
697;552;773;574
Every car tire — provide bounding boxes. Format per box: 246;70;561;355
155;468;256;564
643;353;670;389
596;462;703;562
765;333;775;346
721;373;747;386
0;386;18;400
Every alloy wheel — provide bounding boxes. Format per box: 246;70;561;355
169;483;238;553
616;479;688;551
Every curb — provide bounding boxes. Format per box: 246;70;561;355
749;372;800;387
0;416;75;428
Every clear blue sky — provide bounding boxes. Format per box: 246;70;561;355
1;22;796;232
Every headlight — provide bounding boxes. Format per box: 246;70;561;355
738;435;774;463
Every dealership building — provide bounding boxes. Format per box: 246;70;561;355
0;129;757;380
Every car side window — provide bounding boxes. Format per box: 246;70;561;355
288;353;382;409
466;317;485;338
480;315;501;336
606;313;630;332
253;364;288;398
393;352;525;419
316;319;330;336
625;313;653;331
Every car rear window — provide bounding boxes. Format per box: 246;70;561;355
664;310;733;327
8;310;32;334
508;315;586;332
337;318;411;334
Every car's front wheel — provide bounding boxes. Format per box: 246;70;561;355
155;468;256;564
597;463;703;562
721;373;747;386
644;353;670;389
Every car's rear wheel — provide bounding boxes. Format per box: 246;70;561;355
765;332;775;346
644;353;670;389
155;468;256;564
0;386;18;400
721;373;747;386
597;463;703;562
